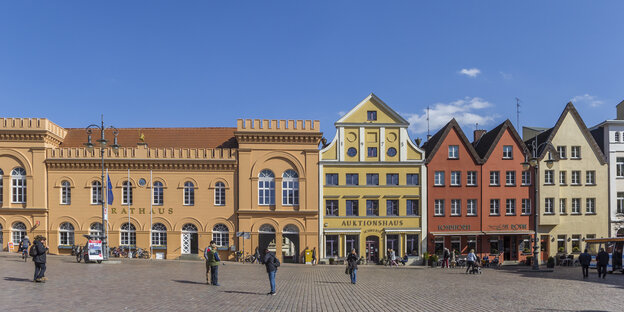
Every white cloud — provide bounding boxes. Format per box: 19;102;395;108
459;68;481;78
499;71;512;80
571;94;603;108
404;97;497;135
337;111;346;117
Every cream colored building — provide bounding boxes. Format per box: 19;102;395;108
524;103;609;261
319;94;426;262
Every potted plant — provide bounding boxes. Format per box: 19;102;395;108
329;257;335;265
547;256;555;268
491;249;498;255
558;247;565;253
429;254;439;267
523;248;531;254
572;247;580;253
423;252;429;266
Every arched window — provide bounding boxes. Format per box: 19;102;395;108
120;223;136;246
151;223;167;246
11;168;26;204
212;224;229;247
283;224;299;234
215;182;226;206
0;168;4;204
182;223;198;232
61;181;71;205
91;181;102;204
122;181;133;205
12;222;27;243
59;222;75;245
282;169;299;206
183;181;194;205
90;222;103;238
258;170;275;205
258;224;275;233
153;181;163;205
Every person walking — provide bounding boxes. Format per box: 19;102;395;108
597;248;609;279
346;249;359;284
204;244;212;284
390;249;398;267
263;248;279;295
578;249;592;279
206;241;221;286
31;236;48;282
442;247;450;268
312;247;317;265
450;249;457;268
465;249;476;274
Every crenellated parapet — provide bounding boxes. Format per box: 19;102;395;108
235;119;322;144
0;117;67;146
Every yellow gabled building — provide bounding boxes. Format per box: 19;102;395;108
319;94;426;263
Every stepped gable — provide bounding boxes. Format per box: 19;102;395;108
422;118;481;164
473;119;528;160
60;127;238;149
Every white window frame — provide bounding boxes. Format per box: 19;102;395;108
450;171;461;186
544;170;554;185
90;222;103;238
467;199;477;216
214;182;226;206
503;145;513;159
153;181;164;206
544;198;554;214
586;171;595;185
91;181;102;205
467;171;477;186
571;198;581;214
490;171;500;186
490;199;500;215
586;198;595;214
448;145;459;159
212;224;229;247
521;199;531;215
522;171;531;186
11;222;26;243
122;181;133;205
120;223;136;246
183;181;195;206
506;199;516;215
559;171;566;185
60;180;71;205
557;146;566;159
618;192;624;214
571;146;581;159
559;198;566;214
59;222;74;246
258;169;275;205
617;158;624;178
151;223;167;246
11;167;26;204
451;199;461;216
506;171;516;186
434;171;445;186
282;170;299;206
434;199;445;216
571;171;581;185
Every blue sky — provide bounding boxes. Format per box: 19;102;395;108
1;1;623;142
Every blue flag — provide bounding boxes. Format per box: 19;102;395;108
107;173;114;205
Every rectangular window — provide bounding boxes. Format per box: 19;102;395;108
571;171;581;185
406;234;419;256
544;170;554;185
434;171;445;186
506;199;516;215
325;235;339;257
366;200;379;216
325;200;339;216
450;171;461;186
386;174;399;186
367;111;377;121
557;235;566;253
345;235;359;255
448;145;459;159
490;237;500;255
586;171;595;185
346;200;359;216
571;198;581;214
521;199;531;215
559;198;566;214
467;171;477;186
451;199;461;216
490;171;500;186
435;237;444;255
503;145;513;159
544;198;554;214
386;200;399;216
586;198;595;214
467;236;477;252
325;174;338;186
434;199;445;216
521;171;531;185
506;171;516;186
490;199;500;215
618;192;624;214
467;199;477;216
346;174;359;185
586;234;597;253
572;235;581;252
61;185;71;205
406;174;419;185
559;171;566;185
571;146;581;159
406;199;419;216
367;147;378;157
557;146;566;159
618;158;624;178
366;174;379;185
451;236;461;254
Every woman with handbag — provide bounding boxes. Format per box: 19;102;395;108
346;249;359;284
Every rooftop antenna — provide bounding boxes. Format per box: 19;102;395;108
516;97;521;130
475;122;479;131
426;105;430;139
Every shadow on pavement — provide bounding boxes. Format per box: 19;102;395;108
222;290;265;295
172;280;206;285
4;277;32;282
494;266;624;290
316;281;347;284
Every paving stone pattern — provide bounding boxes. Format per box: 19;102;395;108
1;253;622;312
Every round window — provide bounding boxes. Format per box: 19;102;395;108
387;147;397;157
138;178;147;187
347;147;357;157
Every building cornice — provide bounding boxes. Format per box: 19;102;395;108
45;159;237;171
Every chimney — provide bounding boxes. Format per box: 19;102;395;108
474;129;487;142
617;100;624;120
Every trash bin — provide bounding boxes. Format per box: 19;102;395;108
304;249;312;264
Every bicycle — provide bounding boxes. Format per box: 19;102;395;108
21;248;28;262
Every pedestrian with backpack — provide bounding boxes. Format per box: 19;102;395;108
263;248;280;295
30;236;48;282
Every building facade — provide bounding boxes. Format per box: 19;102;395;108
319;94;426;262
524;103;609;262
590;100;624;238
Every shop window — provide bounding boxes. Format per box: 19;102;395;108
557;235;566;253
571;235;581;253
345;235;359;254
406;235;419;256
451;236;460;254
325;235;339;258
387;235;399;255
434;237;444;255
490;237;500;255
467;236;476;253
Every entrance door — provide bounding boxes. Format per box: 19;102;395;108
540;235;549;263
181;223;198;254
365;236;379;263
503;236;511;260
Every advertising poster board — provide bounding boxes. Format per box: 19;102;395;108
88;240;104;261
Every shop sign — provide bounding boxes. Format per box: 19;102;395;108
437;224;470;231
487;224;528;231
110;207;174;215
341;220;404;227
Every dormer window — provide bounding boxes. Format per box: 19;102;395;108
367;111;377;121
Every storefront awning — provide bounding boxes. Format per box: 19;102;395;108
384;228;421;233
429;231;484;236
324;228;361;233
482;231;534;235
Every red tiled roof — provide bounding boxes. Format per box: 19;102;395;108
61;128;238;149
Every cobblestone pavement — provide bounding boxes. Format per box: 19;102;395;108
1;253;623;312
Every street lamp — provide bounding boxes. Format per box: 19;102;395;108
522;140;556;271
85;115;120;261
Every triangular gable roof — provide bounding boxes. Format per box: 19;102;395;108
524;102;606;165
422;118;482;164
473;119;528;161
336;93;409;126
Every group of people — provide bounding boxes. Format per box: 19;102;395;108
579;248;610;279
385;248;408;267
18;235;49;283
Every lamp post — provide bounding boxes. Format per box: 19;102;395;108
522;140;556;271
85;115;120;261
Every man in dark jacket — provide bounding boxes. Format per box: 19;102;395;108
578;249;592;278
32;236;48;282
205;241;220;286
263;248;279;295
597;248;609;279
347;249;359;284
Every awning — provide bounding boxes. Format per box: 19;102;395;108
429;231;484;236
482;231;534;235
324;228;361;233
384;228;421;233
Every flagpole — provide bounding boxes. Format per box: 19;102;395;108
150;169;153;260
105;168;109;259
128;168;131;258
